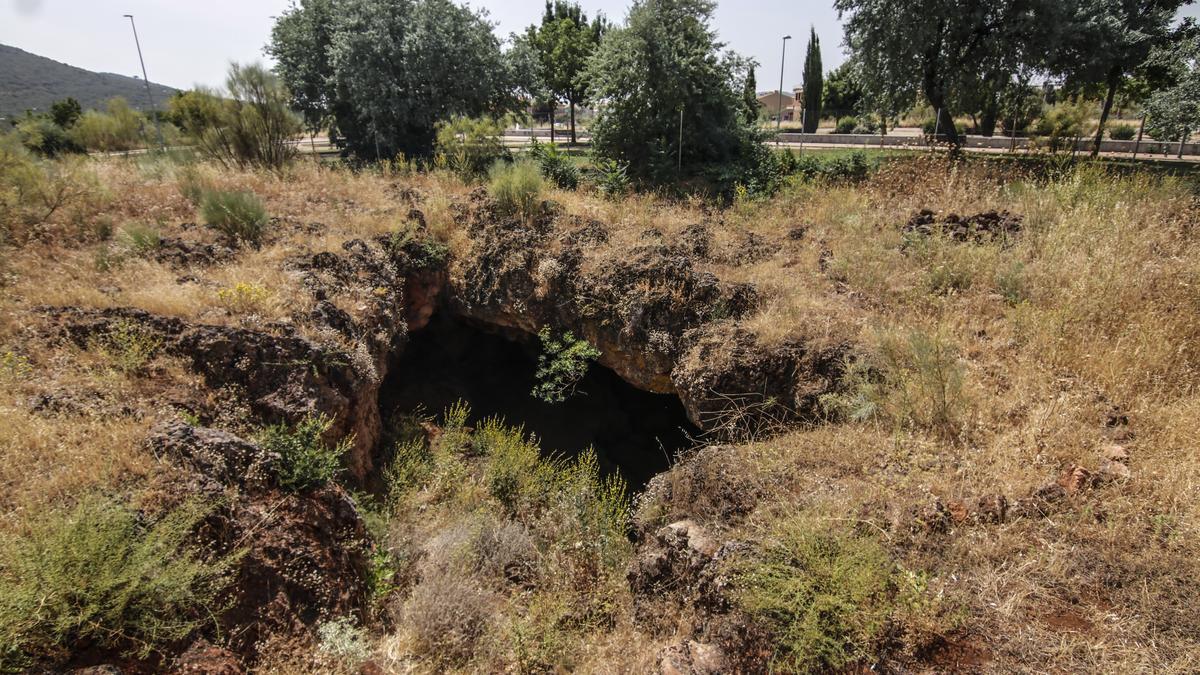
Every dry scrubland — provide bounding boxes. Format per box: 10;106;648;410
1;149;1199;672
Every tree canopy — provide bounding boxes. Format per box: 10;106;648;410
585;0;765;190
267;0;514;160
522;1;606;143
1144;28;1200;147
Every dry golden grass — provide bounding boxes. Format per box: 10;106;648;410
2;151;1198;671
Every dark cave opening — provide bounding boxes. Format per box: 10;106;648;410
380;313;698;490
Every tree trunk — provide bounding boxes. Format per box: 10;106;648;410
569;101;577;145
549;106;555;145
921;23;960;147
1092;65;1121;158
932;104;958;146
980;96;999;137
1180;130;1190;160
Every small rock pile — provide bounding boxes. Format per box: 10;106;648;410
903;209;1023;244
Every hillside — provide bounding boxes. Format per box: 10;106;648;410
0;43;178;118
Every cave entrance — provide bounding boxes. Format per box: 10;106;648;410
381;313;697;490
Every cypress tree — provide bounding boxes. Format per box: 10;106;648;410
802;28;823;133
743;66;759;123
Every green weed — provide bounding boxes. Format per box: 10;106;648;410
0;496;234;670
532;327;601;404
200;189;267;247
256;414;350;492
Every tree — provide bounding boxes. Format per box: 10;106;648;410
1144;30;1199;155
822;62;863;118
802;28;823;133
585;0;766;189
836;0;1059;146
743;66;760;123
1047;0;1191;156
70;98;146;153
266;0;337;146
524;2;606;145
268;0;513;160
170;63;301;170
49;98;81;130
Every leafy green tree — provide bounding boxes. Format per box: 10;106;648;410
49;98;81;130
1144;30;1199;154
1048;0;1192;156
507;31;555;122
325;0;513;159
822;62;864;118
836;0;1061;145
525;1;607;144
266;0;337;145
802;28;823;133
586;0;766;189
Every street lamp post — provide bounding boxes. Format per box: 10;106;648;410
123;13;165;152
776;35;792;143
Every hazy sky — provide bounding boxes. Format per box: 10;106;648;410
2;1;1198;93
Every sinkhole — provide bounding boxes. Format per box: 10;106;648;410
380;313;698;490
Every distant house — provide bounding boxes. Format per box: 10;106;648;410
756;87;804;122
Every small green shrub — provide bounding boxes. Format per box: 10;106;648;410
13;116;83;157
791;151;875;183
820;330;967;440
256;414;350;492
528;141;580;190
117;222;162;256
591;158;630;200
1109;122;1137;141
834;116;858;134
88;319;163;375
385;437;434;502
736;520;909;673
200;189;267;247
0;349;32;381
435;116;510;180
476;417;542;513
488;160;544;220
0;496;234;670
994;260;1028;305
1033;100;1090;153
177;165;214;206
532;327;601;404
215;281;273;314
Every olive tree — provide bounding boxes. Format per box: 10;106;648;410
326;0;512;160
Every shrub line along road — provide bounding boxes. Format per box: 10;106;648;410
104;131;1200;163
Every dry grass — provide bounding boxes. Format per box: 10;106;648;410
1;150;1197;671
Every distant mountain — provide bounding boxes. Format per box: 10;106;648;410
0;43;179;119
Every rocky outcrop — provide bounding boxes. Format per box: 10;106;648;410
450;200;846;432
45;305;383;480
146;421;371;663
43;234;443;481
628;519;767;673
171;640;245;674
903;209;1023;244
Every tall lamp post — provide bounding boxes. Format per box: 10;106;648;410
776;35;792;143
123;13;165;152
